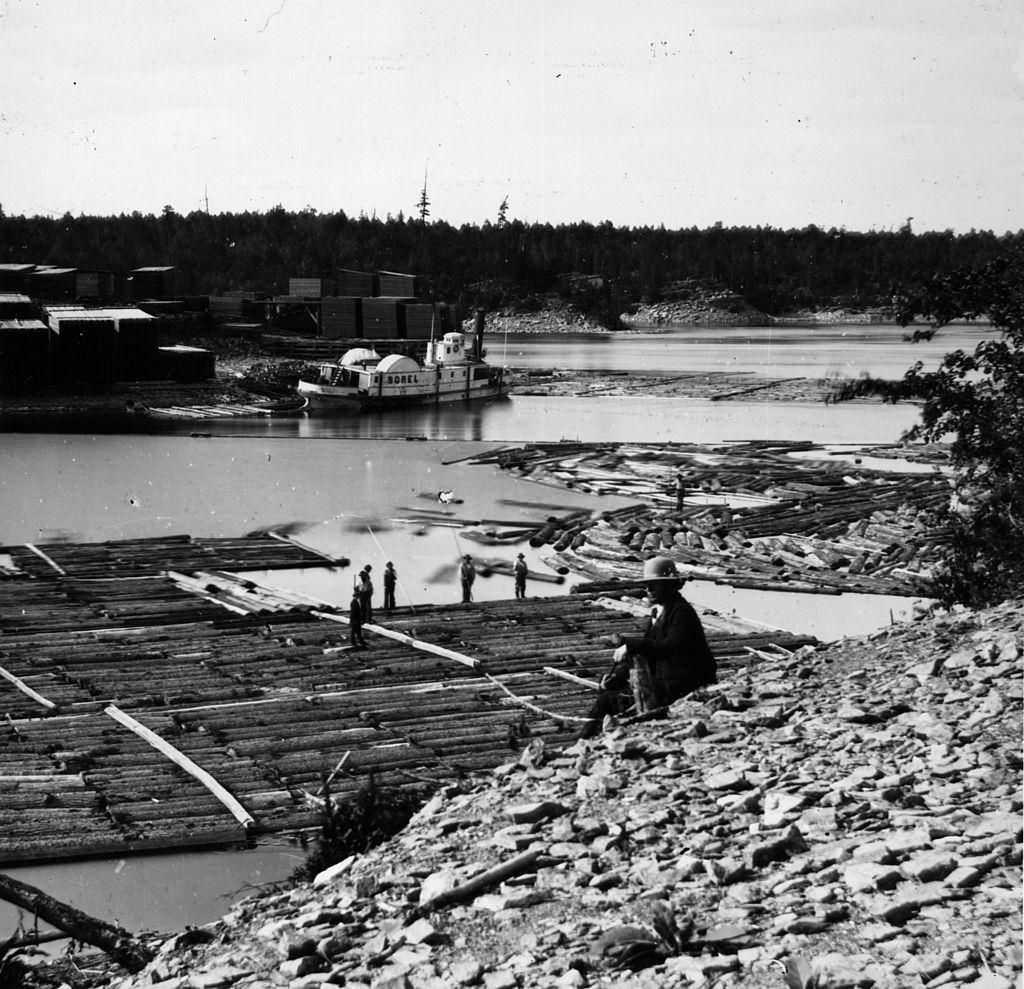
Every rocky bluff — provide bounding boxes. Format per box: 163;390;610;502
107;600;1021;989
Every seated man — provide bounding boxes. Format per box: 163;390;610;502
581;556;717;737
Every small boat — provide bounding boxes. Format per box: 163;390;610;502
297;331;507;409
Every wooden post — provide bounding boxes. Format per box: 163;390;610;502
0;873;153;973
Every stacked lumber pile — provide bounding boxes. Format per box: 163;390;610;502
337;269;374;296
321;296;363;339
469;441;950;597
362;298;413;339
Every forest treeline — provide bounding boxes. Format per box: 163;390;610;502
1;205;1020;316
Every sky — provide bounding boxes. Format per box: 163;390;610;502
1;0;1022;233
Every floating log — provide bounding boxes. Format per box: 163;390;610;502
0;873;153;972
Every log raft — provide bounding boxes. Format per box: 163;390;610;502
0;534;815;865
468;440;948;598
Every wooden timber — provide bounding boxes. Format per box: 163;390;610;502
0;538;815;864
0;533;344;581
470;440;949;597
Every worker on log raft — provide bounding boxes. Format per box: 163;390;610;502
513;552;528;599
383;561;397;611
355;565;374;622
459;554;477;603
580;556;716;738
349;591;368;649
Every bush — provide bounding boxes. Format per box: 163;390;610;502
829;247;1024;606
293;776;430;882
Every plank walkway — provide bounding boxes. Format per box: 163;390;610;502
0;536;814;864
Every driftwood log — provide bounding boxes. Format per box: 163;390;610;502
414;849;541;917
0;872;154;972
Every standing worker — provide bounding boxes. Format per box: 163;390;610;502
383;561;397;611
513;553;528;599
355;565;374;623
349;591;368;649
459;554;477;603
675;470;687;511
581;556;716;737
362;564;374;622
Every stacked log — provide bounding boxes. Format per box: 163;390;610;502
468;441;948;597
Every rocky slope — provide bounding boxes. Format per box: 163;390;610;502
87;599;1022;989
476;307;611;335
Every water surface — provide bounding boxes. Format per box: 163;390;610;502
0;327;947;937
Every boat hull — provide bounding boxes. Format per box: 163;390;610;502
297;378;507;409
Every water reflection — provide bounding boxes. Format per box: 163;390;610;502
300;397;496;441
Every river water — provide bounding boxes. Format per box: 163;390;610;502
0;324;965;937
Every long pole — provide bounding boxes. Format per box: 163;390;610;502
366;522;416;614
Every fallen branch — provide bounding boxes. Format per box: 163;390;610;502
1;929;68;950
0;873;153;973
414;849;541;916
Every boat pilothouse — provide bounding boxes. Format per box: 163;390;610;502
297;331;507;409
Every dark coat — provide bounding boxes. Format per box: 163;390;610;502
618;593;716;705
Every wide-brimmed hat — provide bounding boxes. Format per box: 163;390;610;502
517;553;525;558
643;556;681;583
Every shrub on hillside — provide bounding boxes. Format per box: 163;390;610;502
830;248;1024;606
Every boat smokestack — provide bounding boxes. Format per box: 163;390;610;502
473;309;485;360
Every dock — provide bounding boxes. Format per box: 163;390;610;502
0;535;814;864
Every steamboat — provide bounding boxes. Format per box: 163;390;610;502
297;331;507;409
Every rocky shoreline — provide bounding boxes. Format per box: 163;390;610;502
481;303;902;333
43;599;1020;989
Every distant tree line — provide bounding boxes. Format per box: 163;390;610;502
1;204;1020;317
